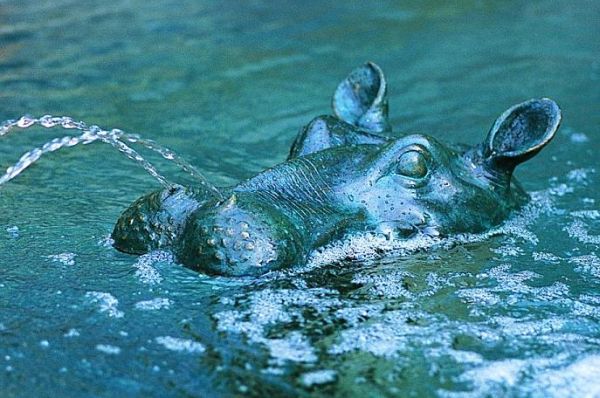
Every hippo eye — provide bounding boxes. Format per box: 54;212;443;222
396;150;428;179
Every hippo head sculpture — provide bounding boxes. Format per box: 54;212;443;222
112;62;561;276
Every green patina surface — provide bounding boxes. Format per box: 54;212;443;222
113;64;560;276
0;1;599;397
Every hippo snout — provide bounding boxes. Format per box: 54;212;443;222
112;185;209;254
174;194;306;276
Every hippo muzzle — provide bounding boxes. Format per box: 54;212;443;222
112;62;561;276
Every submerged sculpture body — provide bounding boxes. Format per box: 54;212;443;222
112;63;561;276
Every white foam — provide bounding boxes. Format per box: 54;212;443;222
478;264;541;294
579;294;600;305
6;226;19;238
155;336;205;354
566;167;595;184
300;369;337;387
547;183;574;197
334;303;386;327
491;316;567;338
96;344;121;355
569;132;590;143
532;251;562;263
351;270;414;299
466;358;525;386
490;238;524;257
266;332;317;365
571;210;600;220
439;354;600;398
214;288;340;364
64;328;80;338
134;298;172;311
328;310;441;358
569;299;600;319
85;291;124;318
47;252;76;266
563;219;600;245
133;250;174;285
306;233;441;271
304;188;557;271
457;288;501;307
569;254;600;278
529;355;600;398
97;234;114;248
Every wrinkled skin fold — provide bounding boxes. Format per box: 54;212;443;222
112;62;562;276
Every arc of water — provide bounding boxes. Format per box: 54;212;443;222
0;115;223;199
0;129;169;186
118;134;220;197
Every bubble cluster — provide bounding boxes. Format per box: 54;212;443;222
155;336;205;354
6;226;19;238
132;250;174;285
134;298;173;311
96;344;122;355
46;252;76;266
85;291;124;318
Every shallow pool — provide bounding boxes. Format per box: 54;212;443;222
1;1;599;397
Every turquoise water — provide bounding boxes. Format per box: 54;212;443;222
1;1;599;396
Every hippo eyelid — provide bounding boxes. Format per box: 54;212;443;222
393;144;433;182
396;144;431;161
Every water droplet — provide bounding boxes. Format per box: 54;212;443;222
17;116;35;128
60;117;77;129
39;115;57;128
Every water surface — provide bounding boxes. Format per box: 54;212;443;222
1;1;599;397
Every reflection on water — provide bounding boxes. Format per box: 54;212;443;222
0;1;599;397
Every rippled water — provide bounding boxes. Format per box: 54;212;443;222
1;1;599;397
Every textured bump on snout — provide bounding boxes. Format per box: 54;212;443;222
112;185;207;254
174;195;305;276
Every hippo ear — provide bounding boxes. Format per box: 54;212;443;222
483;98;561;172
332;62;391;134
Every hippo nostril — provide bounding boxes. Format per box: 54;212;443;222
421;226;441;238
376;221;420;240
